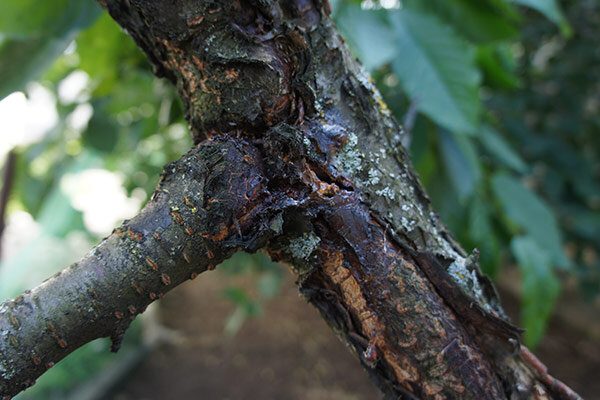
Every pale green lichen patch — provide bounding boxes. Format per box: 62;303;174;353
332;131;363;177
355;65;391;117
367;168;381;185
400;216;417;232
270;213;284;234
375;187;396;200
447;258;491;312
288;232;321;260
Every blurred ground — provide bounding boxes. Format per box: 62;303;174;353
113;271;599;400
112;271;379;400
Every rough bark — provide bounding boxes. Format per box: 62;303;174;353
0;1;582;399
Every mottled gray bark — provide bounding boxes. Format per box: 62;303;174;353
0;1;581;399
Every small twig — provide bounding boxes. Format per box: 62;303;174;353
0;149;17;259
401;100;418;149
520;345;583;400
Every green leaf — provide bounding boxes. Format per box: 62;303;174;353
77;13;141;95
0;36;73;99
0;152;101;300
567;208;600;243
329;0;342;16
476;45;521;90
336;6;396;71
84;116;119;154
403;0;520;44
36;151;102;237
0;0;94;38
0;1;101;99
479;125;528;173
390;10;481;134
492;173;569;268
512;0;572;36
439;130;481;201
511;236;560;347
223;287;262;335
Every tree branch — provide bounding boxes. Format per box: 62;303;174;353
267;193;508;398
0;1;582;399
0;150;17;259
0;138;277;397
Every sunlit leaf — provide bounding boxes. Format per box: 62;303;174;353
36;151;102;237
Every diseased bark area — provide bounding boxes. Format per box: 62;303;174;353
269;195;505;398
103;0;504;315
0;1;582;399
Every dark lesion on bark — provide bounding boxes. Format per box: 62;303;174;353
261;132;507;398
0;0;583;399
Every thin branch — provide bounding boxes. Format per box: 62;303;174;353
401;100;419;149
0;138;276;397
520;346;583;400
0;149;17;259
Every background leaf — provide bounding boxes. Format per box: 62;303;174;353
492;173;569;268
77;14;142;95
390;10;481;134
512;0;571;36
479;125;528;173
439;130;482;201
336;5;396;72
0;0;98;38
511;236;560;346
403;0;520;44
468;195;500;277
0;1;101;99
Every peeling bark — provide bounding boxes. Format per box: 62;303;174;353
0;1;582;399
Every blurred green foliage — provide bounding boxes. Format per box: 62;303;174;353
219;252;284;336
0;1;598;395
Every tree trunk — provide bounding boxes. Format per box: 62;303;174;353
0;1;582;399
